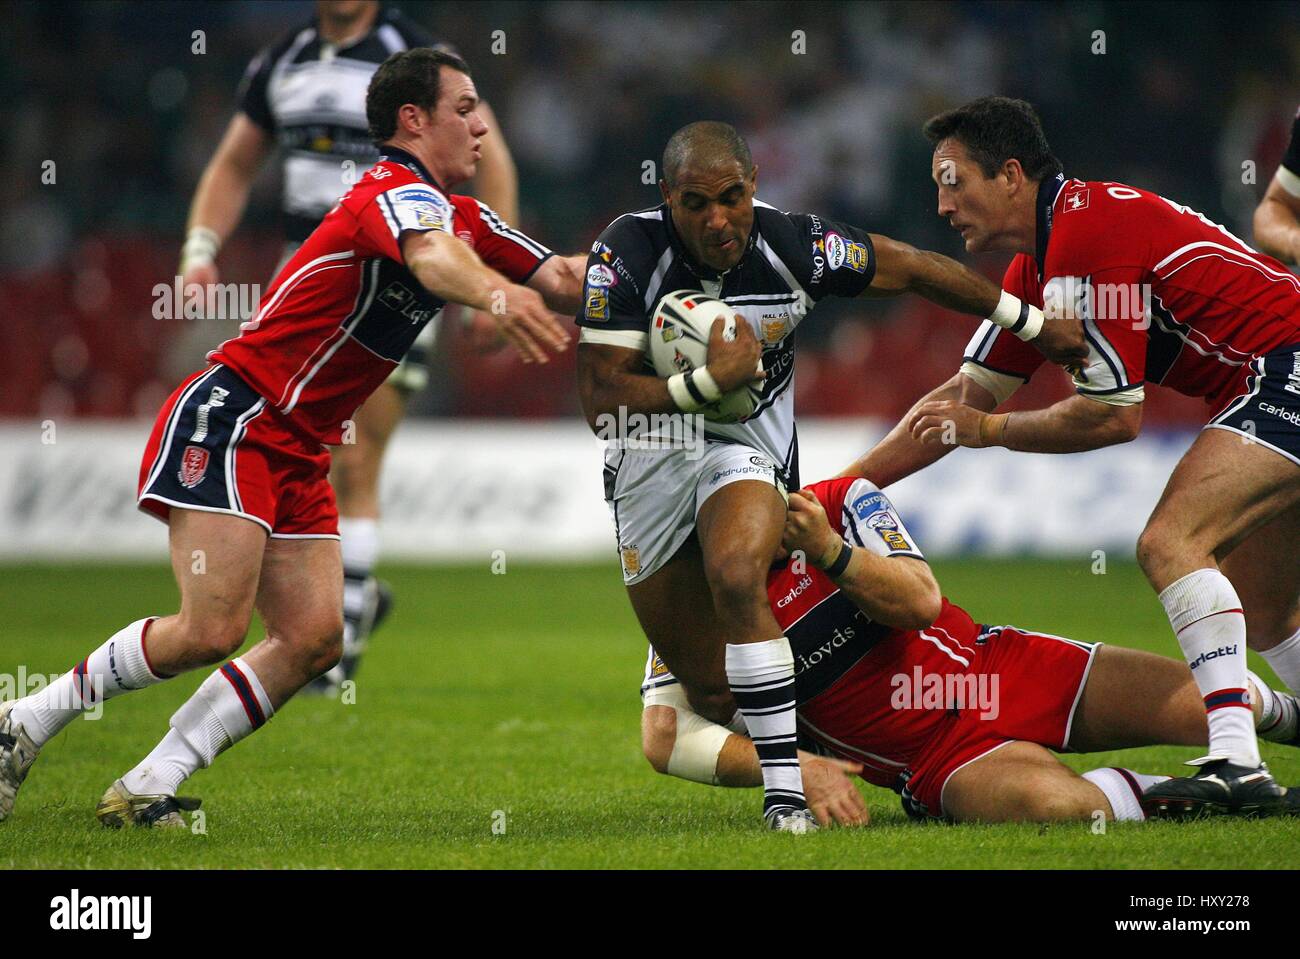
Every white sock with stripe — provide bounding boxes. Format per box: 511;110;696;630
1159;569;1259;766
726;638;806;817
1082;767;1171;821
1258;626;1300;697
121;657;273;797
340;517;380;657
10;618;168;748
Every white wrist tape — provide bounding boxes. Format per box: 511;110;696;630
666;366;723;412
181;226;220;271
988;290;1044;341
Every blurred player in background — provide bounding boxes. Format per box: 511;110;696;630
576;120;1083;832
1254;105;1300;265
640;477;1300;825
179;0;521;694
847;96;1300;818
0;50;580;827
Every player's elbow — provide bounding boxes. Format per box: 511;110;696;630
899;566;943;630
641;705;677;775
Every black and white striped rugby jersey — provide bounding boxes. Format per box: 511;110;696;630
237;5;447;242
577;200;877;485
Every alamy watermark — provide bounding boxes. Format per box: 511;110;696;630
153;277;261;321
593;407;708;459
890;666;1000;720
1;667;103;720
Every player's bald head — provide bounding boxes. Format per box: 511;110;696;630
662;121;754;188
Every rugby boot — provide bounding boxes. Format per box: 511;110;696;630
764;805;819;834
96;778;201;829
1140;758;1285;820
0;701;40;822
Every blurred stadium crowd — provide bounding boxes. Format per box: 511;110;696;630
2;0;1297;425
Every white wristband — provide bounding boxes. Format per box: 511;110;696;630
666;367;723;412
181;226;220;272
988;290;1044;341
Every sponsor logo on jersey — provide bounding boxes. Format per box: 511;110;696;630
825;232;847;270
591;240;614;263
749;454;774;470
845;241;870;273
378;282;435;325
776;574;815;609
1064;189;1090;212
851;491;889;520
865;511;898;530
368;166;393;180
178;445;210;489
587;264;615;287
621;546;641;576
761;314;788;344
649;649;669;677
585;287;609;321
879;529;911;552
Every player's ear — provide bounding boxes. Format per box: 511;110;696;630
747;163;759;193
659;179;672;206
1001;158;1025;194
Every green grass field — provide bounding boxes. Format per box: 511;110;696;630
2;559;1297;869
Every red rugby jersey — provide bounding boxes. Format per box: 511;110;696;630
963;176;1300;414
209;146;552;443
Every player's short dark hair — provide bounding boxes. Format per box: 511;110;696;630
923;96;1063;182
366;47;472;143
662;121;754;189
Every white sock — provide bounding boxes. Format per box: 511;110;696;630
339;517;380;655
1248;669;1299;743
1258;627;1300;696
11;618;168;747
121;657;273;796
1159;569;1259;766
726;638;805;815
1082;767;1171;821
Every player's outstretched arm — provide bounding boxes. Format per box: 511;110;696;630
863;234;1088;367
910;392;1142;453
401;230;568;364
641;686;869;826
839;372;998;486
526;254;585;314
577;318;762;431
1253;172;1300;265
180;113;272;287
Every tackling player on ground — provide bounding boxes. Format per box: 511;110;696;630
639;477;1300;825
179;0;522;694
845;96;1300;817
576;120;1085;832
0;49;581;827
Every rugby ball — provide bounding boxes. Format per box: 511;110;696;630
649;290;763;423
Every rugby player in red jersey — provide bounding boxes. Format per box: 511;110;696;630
842;96;1300;818
0;49;581;827
639;478;1300;825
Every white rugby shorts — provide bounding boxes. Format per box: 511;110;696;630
603;442;787;585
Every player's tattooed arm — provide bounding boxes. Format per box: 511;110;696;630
1253;172;1300;265
862;235;1087;366
401;230;568;364
839;373;998;486
577;319;762;431
526;254;585;314
911;392;1142;453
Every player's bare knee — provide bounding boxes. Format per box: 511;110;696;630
305;618;345;675
641;705;677;774
704;555;769;622
185;615;250;666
